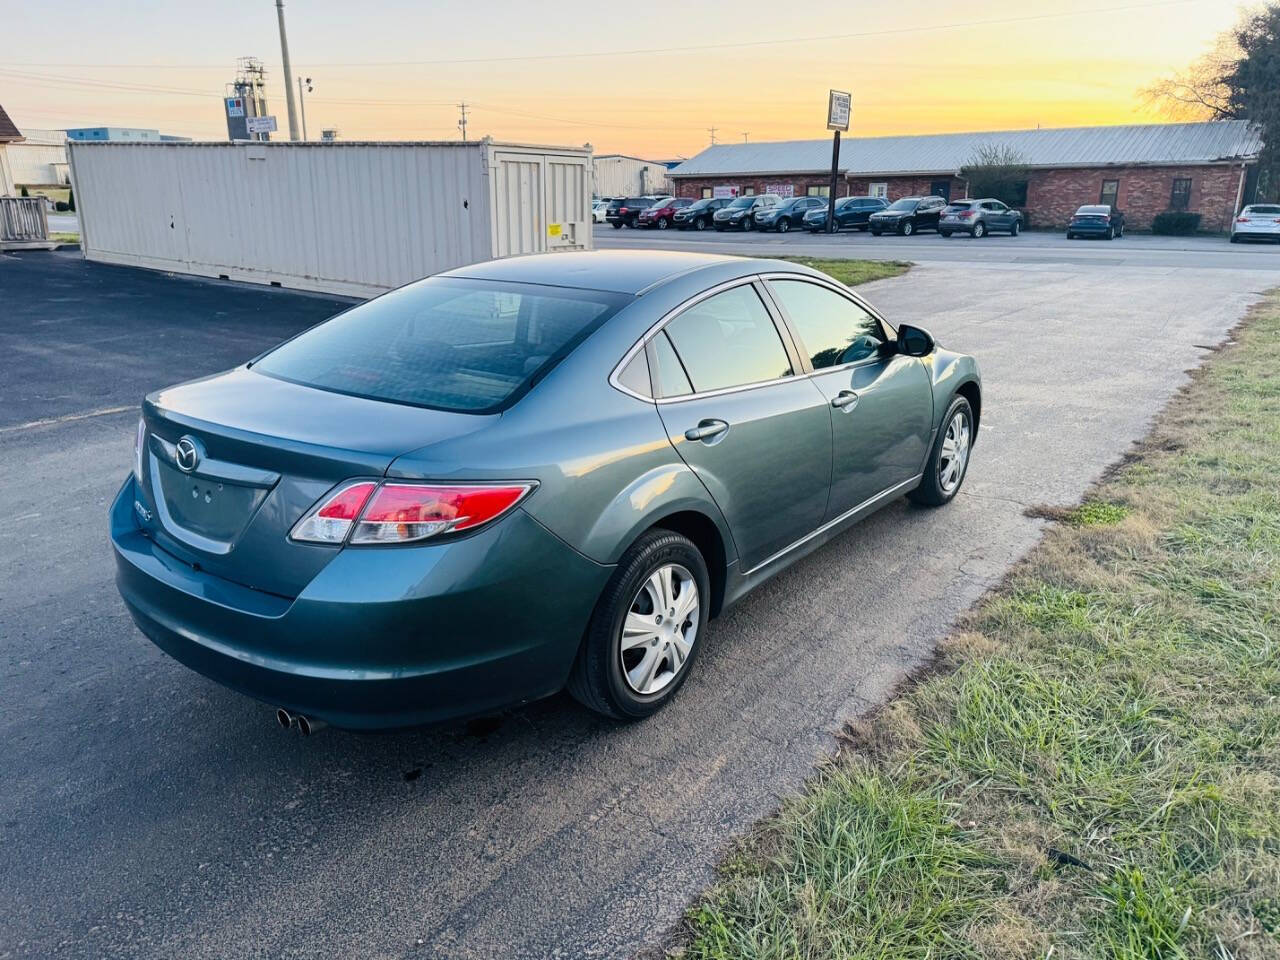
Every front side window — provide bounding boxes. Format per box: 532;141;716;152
1170;177;1192;211
769;280;885;369
663;285;792;393
255;278;627;413
1100;179;1119;207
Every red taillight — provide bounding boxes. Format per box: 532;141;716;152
958;210;976;219
291;481;534;545
1237;216;1250;223
291;481;377;543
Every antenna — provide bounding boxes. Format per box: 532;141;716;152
741;132;749;142
458;102;469;141
707;127;718;145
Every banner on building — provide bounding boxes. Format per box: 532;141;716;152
765;183;795;198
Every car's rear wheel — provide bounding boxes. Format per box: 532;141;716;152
973;221;986;238
1105;226;1115;240
1010;220;1020;236
940;230;952;237
908;395;974;508
568;529;710;720
612;221;624;229
1230;234;1240;243
1067;232;1075;239
871;229;882;236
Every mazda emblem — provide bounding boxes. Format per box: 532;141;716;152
174;436;201;473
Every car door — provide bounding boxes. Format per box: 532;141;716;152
920;198;943;230
984;200;1008;230
651;280;832;570
764;276;934;521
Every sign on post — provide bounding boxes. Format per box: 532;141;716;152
246;116;278;135
827;90;851;132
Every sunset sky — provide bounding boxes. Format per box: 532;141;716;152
1;0;1246;158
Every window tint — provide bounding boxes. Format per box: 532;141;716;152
255;278;627;413
650;331;692;398
1170;177;1191;211
1100;179;1119;207
664;285;792;393
769;280;885;369
1247;204;1280;214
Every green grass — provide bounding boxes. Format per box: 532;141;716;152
677;294;1280;959
769;257;911;286
50;232;79;244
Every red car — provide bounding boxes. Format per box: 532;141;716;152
637;198;692;230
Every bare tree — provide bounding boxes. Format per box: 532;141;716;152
1142;30;1241;120
959;144;1031;206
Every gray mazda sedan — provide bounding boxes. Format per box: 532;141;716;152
111;251;980;730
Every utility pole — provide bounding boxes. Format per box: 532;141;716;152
707;127;717;145
458;102;469;141
741;132;749;143
275;0;300;141
297;76;312;140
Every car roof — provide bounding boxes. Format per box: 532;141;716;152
440;250;835;296
441;250;758;295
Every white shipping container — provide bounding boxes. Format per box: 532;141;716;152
67;139;593;297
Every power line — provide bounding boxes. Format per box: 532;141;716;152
707;127;717;146
2;0;1212;69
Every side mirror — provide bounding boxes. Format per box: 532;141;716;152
896;324;935;357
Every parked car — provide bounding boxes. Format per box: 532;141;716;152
1230;203;1280;243
753;196;826;232
1066;204;1125;240
673;197;731;231
606;196;667;229
592;200;610;224
805;196;889;233
939;198;1023;237
637;197;693;230
111;251;980;728
868;196;947;236
712;194;781;231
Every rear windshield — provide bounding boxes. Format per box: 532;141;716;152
254;278;629;413
1076;206;1110;215
1246;205;1280;214
945;201;975;210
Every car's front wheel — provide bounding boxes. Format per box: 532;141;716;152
909;395;974;507
568;529;710;719
695;217;708;231
901;220;915;236
656;217;669;230
777;218;790;233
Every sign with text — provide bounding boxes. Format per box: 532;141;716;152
225;97;245;118
246;115;278;135
765;183;795;198
712;185;739;199
826;89;851;132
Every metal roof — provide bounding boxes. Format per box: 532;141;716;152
671;121;1263;178
0;104;23;142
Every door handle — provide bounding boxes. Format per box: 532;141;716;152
830;390;859;411
684;419;729;442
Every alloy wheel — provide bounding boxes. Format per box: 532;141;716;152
618;563;699;696
938;411;971;494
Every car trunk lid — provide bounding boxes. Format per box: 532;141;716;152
139;367;493;597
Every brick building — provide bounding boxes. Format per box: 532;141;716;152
669;121;1262;231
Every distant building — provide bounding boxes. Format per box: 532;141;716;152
592;154;672;198
6;128;70;186
670;121;1263;231
66;127;192;143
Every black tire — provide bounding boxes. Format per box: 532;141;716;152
567;529;710;720
611;221;624;229
695;217;708;231
940;231;952;238
713;225;724;232
1010;220;1020;236
1105;226;1114;240
1066;232;1075;240
742;218;754;231
656;217;668;230
777;218;790;233
871;229;882;237
972;221;986;238
908;394;974;508
858;223;869;231
1230;234;1240;243
900;220;915;236
1115;224;1123;238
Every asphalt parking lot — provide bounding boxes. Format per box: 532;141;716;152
595;221;1280;270
2;248;1276;959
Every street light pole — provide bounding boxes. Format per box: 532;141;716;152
275;0;301;141
297;76;312;141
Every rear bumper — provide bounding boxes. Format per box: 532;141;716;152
1068;223;1111;235
111;475;611;729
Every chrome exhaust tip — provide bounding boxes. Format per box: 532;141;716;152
275;708;296;731
296;715;327;737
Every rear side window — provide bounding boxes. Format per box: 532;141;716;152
769;280;885;369
650;332;693;398
663;285;792;393
254;278;628;413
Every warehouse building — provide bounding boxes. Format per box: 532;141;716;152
592;154;674;198
670;120;1263;231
